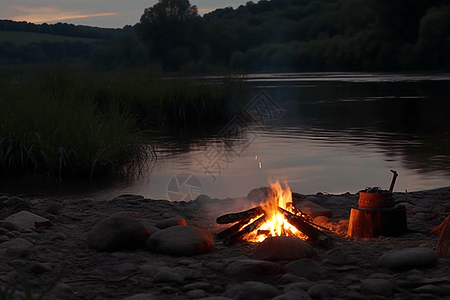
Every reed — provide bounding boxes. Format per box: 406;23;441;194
0;65;247;179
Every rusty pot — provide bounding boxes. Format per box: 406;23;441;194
358;191;394;209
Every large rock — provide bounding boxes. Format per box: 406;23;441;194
224;259;285;280
254;236;316;261
377;248;438;270
146;225;213;256
294;200;332;218
87;211;150;251
4;211;51;230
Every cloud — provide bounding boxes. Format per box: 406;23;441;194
197;7;216;15
5;6;119;23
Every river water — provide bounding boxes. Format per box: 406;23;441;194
3;72;450;200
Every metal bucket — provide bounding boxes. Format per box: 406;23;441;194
358;191;394;209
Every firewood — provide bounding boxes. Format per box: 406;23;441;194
216;217;252;240
223;215;267;246
278;207;333;248
216;206;264;224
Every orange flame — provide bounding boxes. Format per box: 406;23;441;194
245;181;307;242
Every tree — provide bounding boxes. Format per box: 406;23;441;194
137;0;202;69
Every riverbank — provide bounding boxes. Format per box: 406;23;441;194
1;186;450;299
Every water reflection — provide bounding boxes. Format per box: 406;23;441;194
130;74;450;199
2;73;449;200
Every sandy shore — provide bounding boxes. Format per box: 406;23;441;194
1;186;450;299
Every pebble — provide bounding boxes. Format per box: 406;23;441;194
86;211;150;251
146;225;213;256
31;262;52;274
272;291;312;300
377;248;439;270
224;259;286;280
253;236;316;261
155;216;188;229
187;289;207;299
360;278;397;297
222;281;280;300
153;270;184;285
307;283;337;300
285;259;325;281
4;210;51;230
122;293;157;300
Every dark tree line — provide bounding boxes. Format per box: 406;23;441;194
137;0;450;71
1;0;450;71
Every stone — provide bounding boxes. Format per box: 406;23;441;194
224;259;286;280
0;227;8;235
272;291;312;300
0;238;33;258
222;281;280;300
194;195;212;206
295;200;332;218
253;236;317;261
171;267;203;280
377;248;438;270
155;216;187;229
285;259;326;281
0;236;9;244
2;222;21;232
146;225;213;256
279;274;310;285
31;262;52;274
187;289;207;299
4;211;51;230
87;211;150;251
139;264;161;277
183;282;212;291
284;281;314;293
246;187;272;203
322;247;357;265
50;283;73;296
197;298;234;300
411;285;442;295
206;262;225;273
360;279;396;297
153;270;184;285
115;263;138;275
307;283;337;300
122;293;157;300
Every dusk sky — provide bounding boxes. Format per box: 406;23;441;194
0;0;246;28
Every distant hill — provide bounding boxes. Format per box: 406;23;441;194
0;19;135;40
0;30;101;46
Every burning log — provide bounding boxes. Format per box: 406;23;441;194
223;215;267;246
278;207;333;248
216;217;253;240
216;206;264;224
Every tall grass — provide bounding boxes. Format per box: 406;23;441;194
0;65;248;179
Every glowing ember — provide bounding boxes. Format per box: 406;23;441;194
244;181;307;242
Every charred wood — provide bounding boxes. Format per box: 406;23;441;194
216;206;264;224
216;217;252;240
223;215;267;246
278;207;333;248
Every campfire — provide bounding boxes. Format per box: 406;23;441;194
216;181;332;248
